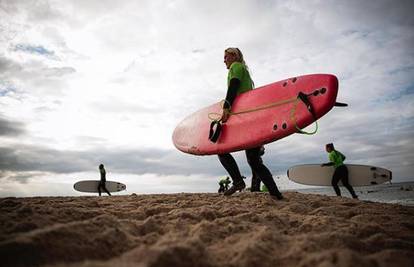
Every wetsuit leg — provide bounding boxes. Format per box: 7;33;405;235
98;182;102;196
250;171;261;192
340;166;358;198
250;153;262;192
218;153;244;185
218;185;224;193
246;147;282;198
332;168;342;196
102;183;111;196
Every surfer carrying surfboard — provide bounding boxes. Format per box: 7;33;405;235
98;164;111;196
321;143;358;199
217;48;283;200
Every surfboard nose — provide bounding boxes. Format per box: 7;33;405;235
327;74;339;88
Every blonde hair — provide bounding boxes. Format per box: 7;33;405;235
225;47;246;65
225;47;254;88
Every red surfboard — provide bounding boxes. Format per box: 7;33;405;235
173;74;339;155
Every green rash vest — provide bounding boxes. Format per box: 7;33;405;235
328;150;346;168
219;178;231;186
227;62;253;95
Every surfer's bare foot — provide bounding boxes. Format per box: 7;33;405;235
224;182;246;196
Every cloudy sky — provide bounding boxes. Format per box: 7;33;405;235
0;0;413;197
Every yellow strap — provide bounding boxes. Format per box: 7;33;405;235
290;100;318;135
208;97;297;121
208;95;318;135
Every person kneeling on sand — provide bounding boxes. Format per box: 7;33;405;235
218;176;231;193
98;164;111;196
321;143;358;199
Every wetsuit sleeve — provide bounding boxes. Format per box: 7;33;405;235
100;169;106;181
223;78;240;109
322;153;335;166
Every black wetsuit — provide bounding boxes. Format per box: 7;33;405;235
250;146;265;192
98;168;111;196
218;179;230;193
332;165;357;198
218;147;282;198
218;77;282;199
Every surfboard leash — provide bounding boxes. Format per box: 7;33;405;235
290;97;318;135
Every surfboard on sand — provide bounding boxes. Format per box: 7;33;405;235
287;164;392;186
173;74;341;155
73;180;126;193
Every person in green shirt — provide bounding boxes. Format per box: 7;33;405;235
321;143;358;199
217;47;283;200
218;176;231;193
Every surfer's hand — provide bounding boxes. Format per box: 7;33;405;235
221;108;230;123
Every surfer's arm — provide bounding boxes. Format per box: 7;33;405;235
222;78;240;122
223;78;240;109
322;152;337;167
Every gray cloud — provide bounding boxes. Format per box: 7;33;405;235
0;0;69;31
0;137;302;183
0;116;25;136
0;145;90;174
0;142;227;184
1;120;412;183
42;66;76;77
0;56;22;73
0;55;76;96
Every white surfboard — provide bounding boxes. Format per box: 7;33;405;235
287;164;392;186
73;180;126;193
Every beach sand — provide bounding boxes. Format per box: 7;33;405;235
1;192;413;267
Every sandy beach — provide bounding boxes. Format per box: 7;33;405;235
1;192;413;267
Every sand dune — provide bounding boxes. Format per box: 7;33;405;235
1;192;413;267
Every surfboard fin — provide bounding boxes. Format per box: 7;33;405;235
208;120;222;143
334;102;348;107
297;92;317;119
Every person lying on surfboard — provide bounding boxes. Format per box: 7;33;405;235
218;47;283;200
321;143;358;199
98;164;111;196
